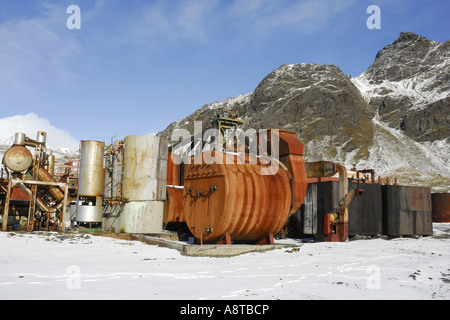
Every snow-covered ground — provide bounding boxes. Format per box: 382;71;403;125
1;224;449;300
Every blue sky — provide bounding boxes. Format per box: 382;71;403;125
0;0;448;150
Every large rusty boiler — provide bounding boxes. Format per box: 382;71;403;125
182;130;308;244
76;141;105;226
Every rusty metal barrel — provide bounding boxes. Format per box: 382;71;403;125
183;151;294;243
432;193;450;223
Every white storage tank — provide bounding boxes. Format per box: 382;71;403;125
104;135;168;234
122;135;167;201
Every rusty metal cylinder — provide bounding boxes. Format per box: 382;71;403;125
183;151;294;243
3;145;33;172
432;193;450;223
36;131;47;145
78;141;105;197
14;133;26;146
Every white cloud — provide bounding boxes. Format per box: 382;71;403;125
0;113;79;151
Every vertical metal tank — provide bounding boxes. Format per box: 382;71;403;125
122;135;167;201
76;140;105;224
78;141;105;197
119;135;168;234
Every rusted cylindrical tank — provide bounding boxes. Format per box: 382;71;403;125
183;151;293;243
3;145;33;172
78;141;105;197
122;135;167;201
432;193;450;223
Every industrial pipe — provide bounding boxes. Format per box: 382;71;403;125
17;182;52;213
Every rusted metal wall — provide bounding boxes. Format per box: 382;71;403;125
301;183;317;235
166;152;182;186
382;185;432;236
348;181;383;236
432;193;450;223
300;181;339;240
163;186;185;226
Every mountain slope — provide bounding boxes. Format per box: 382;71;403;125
161;32;449;192
352;32;450;142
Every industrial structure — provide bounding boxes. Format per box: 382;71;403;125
0;132;71;232
0;114;448;248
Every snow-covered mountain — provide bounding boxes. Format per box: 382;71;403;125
352;32;449;143
160;32;450;192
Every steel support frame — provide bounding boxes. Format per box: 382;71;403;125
1;179;69;232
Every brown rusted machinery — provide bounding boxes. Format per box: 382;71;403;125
304;161;364;242
0;132;71;232
165;129;308;244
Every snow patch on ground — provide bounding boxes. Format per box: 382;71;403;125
1;225;449;300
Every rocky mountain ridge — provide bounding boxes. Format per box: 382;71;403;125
161;32;450;192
